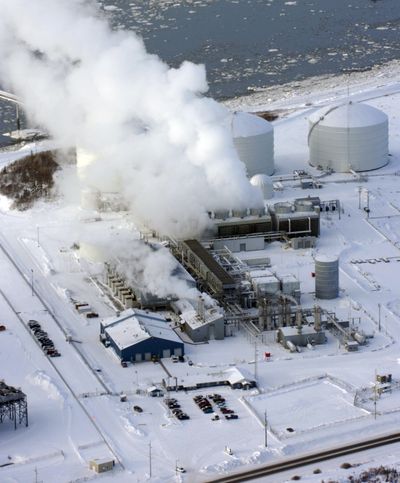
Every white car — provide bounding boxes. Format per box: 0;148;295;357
176;466;186;473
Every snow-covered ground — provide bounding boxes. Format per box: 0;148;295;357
4;63;400;482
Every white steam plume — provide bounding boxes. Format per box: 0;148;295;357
0;0;262;239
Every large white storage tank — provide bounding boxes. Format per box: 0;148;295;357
308;102;388;172
250;174;274;200
232;111;274;177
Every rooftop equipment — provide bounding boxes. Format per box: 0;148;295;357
308;102;388;172
231;111;274;177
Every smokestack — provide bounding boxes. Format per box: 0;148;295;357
197;296;205;322
314;305;322;332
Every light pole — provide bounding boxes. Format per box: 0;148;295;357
378;303;381;332
149;441;152;478
264;410;268;447
31;269;34;296
37;226;40;248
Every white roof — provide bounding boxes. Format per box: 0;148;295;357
315;254;338;263
225;367;255;385
309;102;388;129
180;307;223;330
231;111;273;138
102;309;182;350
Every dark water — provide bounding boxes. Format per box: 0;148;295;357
1;0;400;137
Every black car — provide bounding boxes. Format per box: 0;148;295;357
225;414;239;420
35;330;48;338
133;405;143;413
177;414;189;420
49;351;61;357
28;321;41;329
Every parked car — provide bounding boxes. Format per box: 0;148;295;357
49;351;61;357
176;466;186;474
121;360;128;368
86;312;99;319
211;415;220;421
177;414;189;420
188;360;193;366
225;414;239;420
171;356;179;363
221;408;234;414
28;320;40;329
133;405;143;413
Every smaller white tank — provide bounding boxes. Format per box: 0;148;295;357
250;174;274;200
232;111;274;177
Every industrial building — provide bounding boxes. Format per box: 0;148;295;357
308;102;388;172
100;309;184;362
163;367;256;392
211;208;273;238
269;199;320;237
231;111;274;177
179;305;225;343
0;381;28;430
276;325;326;350
177;239;237;297
105;260;196;310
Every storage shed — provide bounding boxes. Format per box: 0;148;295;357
101;309;184;362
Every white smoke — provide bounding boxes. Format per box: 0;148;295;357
0;0;262;239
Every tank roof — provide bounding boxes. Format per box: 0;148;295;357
250;174;273;186
309;102;388;129
231;111;273;138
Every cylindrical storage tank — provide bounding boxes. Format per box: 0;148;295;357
274;202;293;214
294;199;314;212
308;102;388;172
231;112;274;177
315;255;339;299
250;174;274;200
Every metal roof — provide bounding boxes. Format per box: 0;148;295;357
183;240;235;288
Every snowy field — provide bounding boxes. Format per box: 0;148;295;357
4;63;400;482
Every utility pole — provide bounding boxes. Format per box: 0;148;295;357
264;410;268;447
358;186;362;209
149;441;152;478
254;337;258;382
374;369;377;420
378;303;381;332
31;269;34;296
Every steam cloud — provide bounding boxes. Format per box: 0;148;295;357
0;0;262;239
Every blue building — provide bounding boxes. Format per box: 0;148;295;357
100;309;184;362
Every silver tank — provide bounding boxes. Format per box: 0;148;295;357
273;202;293;214
294;200;314;212
315;255;339;299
